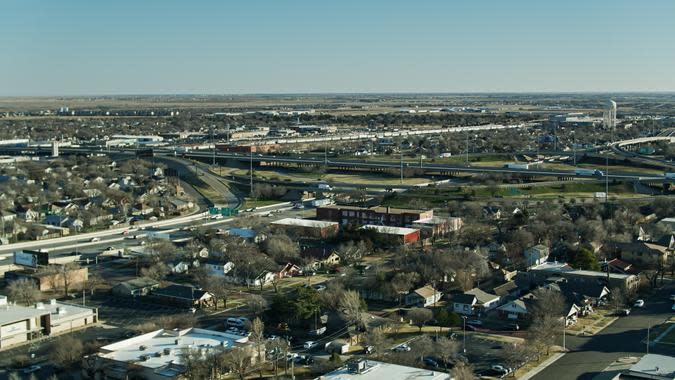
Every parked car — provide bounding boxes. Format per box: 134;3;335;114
634;299;645;308
491;364;512;375
619;309;631;316
393;343;411;352
467;319;483;326
423;357;439;368
22;365;41;374
670;294;675;301
303;341;318;349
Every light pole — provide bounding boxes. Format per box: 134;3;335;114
647;325;651;354
563;320;566;351
462;316;467;353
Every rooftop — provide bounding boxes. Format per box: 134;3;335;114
531;262;636;280
317;360;448;380
0;296;96;326
622;354;675;380
272;218;338;229
99;328;248;370
360;225;419;235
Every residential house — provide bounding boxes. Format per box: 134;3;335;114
111;278;161;297
150;284;214;308
452;288;500;316
404;285;443;307
604;241;671;267
278;263;302;278
602;258;640;275
204;260;235;277
524;245;549;268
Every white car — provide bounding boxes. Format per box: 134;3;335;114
634;299;645;308
669;294;675;301
303;341;318;349
90;237;101;242
393;343;411;352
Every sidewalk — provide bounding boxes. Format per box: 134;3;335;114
517;352;566;380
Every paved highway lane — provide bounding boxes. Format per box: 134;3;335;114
532;282;675;380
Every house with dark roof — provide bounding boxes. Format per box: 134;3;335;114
150;284;214;308
111;278;160;297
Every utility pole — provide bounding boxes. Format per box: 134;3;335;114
211;127;215;166
605;153;609;203
647;325;651;354
250;149;254;197
400;151;403;184
324;144;328;167
465;129;469;166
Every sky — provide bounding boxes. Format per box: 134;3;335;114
1;0;675;96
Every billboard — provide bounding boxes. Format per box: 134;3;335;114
13;250;49;268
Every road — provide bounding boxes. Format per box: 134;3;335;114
532;282;675;380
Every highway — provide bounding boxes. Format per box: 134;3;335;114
179;151;667;181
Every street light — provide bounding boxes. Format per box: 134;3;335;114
462;316;467;353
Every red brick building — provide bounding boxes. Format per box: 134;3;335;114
360;225;421;245
316;205;432;227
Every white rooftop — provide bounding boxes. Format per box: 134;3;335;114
530;262;635;280
272;218;338;228
0;296;96;326
624;354;675;379
99;328;248;370
318;360;448;380
360;225;419;235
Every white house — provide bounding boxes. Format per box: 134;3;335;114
524;245;549;268
404;285;443;307
452;288;500;316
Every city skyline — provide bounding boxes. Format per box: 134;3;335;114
2;0;675;96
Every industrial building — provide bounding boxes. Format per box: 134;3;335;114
0;295;98;351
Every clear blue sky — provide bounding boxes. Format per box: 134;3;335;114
2;0;674;96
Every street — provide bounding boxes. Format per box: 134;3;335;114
532;281;675;380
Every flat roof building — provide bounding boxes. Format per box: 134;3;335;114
271;218;339;239
317;359;448;380
360;225;421;245
317;205;432;228
0;295;98;351
88;328;255;380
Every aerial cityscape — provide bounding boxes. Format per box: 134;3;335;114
2;1;675;380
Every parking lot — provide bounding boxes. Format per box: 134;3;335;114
90;296;184;327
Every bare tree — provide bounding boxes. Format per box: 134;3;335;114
361;326;390;358
221;347;253;380
435;336;460;371
59;262;82;297
7;278;40;306
408;307;433;332
410;335;434;364
206;276;229;310
250;318;266;379
452;361;476;380
140;262;170;282
528;287;566;356
49;335;84;369
83;273;107;296
609;287;626;313
263;233;300;263
391;272;419;306
247;294;268;317
338;290;367;328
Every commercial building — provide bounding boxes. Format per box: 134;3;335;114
360;225;420;245
316;205;433;228
526;262;640;291
271;218;339;239
86;328;256;380
317;359;448;380
411;216;463;237
0;295;98;351
5;265;89;292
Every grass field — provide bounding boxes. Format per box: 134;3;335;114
225;167;431;186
